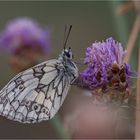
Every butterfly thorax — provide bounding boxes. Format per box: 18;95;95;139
58;49;78;83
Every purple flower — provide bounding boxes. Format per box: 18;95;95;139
0;17;50;54
80;37;132;92
0;17;51;73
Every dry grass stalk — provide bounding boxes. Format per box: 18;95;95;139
135;47;140;139
124;14;140;63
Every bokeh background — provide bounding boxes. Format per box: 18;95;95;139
0;1;138;139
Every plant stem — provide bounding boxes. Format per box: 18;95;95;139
51;114;70;139
124;14;140;63
135;46;140;139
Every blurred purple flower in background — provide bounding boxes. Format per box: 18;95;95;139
0;17;50;54
0;17;50;72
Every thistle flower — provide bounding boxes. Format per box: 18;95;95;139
0;18;50;72
79;37;133;101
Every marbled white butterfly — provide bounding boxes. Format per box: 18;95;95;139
0;25;78;123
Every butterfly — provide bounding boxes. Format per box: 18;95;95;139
0;25;78;123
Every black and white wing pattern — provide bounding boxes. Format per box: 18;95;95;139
0;59;76;123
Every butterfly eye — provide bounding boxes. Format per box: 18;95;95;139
64;51;71;58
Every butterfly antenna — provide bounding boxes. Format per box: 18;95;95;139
63;25;67;50
63;25;72;50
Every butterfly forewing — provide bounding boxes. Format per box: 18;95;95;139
0;59;77;123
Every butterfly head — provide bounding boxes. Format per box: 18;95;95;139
59;47;73;60
63;47;73;60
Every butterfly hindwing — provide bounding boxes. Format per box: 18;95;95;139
0;59;72;123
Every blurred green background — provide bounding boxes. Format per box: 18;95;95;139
0;1;137;139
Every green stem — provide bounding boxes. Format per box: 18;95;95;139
51;114;70;139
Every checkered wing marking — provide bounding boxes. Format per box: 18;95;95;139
0;59;71;123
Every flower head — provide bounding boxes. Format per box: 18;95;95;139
80;37;132;93
0;17;50;54
0;17;50;72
